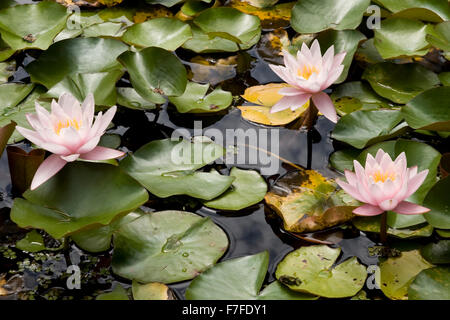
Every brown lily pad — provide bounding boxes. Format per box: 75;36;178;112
7;146;45;194
0;121;15;158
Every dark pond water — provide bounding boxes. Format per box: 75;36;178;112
1;0;448;301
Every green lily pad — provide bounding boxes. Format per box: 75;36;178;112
118;47;187;103
186;251;316;300
71;210;144;253
315;30;366;84
437;229;450;238
132;281;174;300
146;0;212;7
82;22;126;38
402;86;450;131
291;0;370;33
112;210;228;284
203;168;267;211
408;266;450;300
15;230;46;253
182;25;239;53
264;169;358;233
355;38;384;64
353;216;433;239
423;176;450;229
420;240;450;264
439;72;450;86
329;148;361;172
10;162;149;239
117;87;158;110
0;2;69;51
96;285;130;300
27;37;128;89
0;60;15;83
0;36;15;62
374;18;431;59
168;82;232;113
426;21;450;51
376;250;433;300
362;62;440;104
376;0;450;22
193;7;261;49
122;17;191;50
276;245;367;298
120;137;234;199
331;109;408;149
44;70;123;107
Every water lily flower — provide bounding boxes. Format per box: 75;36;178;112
268;40;346;123
336;149;430;216
16;93;125;190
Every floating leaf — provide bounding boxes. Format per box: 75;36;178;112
0;121;16;158
7;146;45;195
439;72;450;86
374;18;431;59
426;21;450;51
203;168;267;211
331;109;407;149
376;250;433;300
15;230;46;253
354;38;384;64
329;148;361;172
27;37;128;89
376;0;450;22
439;153;450;178
402;86;450;131
0;36;15;62
316;30;366;84
186;251;316;300
362;62;440;104
0;2;69;50
168;81;232;113
112;210;228;284
118;47;187;103
276;245;367;298
182;25;239;53
420;240;450;264
117;87;158;110
82;22;126;38
265;169;358;233
122;18;191;50
291;0;370;33
0;60;15;83
10;162;149;239
120;137;234;199
238;83;308;126
353;216;433;239
408;266;450;300
96;285;130;300
145;0;212;7
423;176;450;230
193;7;261;49
132;281;174;300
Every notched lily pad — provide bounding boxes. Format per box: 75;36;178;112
275;245;367;298
264;169;358;233
112;210;229;284
408;266;450;300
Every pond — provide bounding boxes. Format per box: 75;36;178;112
0;0;449;301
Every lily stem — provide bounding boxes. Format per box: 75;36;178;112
380;211;388;244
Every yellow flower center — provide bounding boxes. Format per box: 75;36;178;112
55;119;81;135
372;171;396;183
298;65;318;80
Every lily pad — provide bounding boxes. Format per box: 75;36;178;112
120;137;234;199
15;230;46;253
423;176;450;229
122;17;191;50
329;148;361;172
0;2;70;51
118;47;187;103
408;266;450;300
353;216;433;239
0;121;15;157
376;0;450;22
203;168;267;211
315;30;366;84
182;25;239;53
117;87;158;110
0;60;15;83
291;0;370;33
193;7;261;49
132;281;174;300
275;245;367;298
402;86;450;131
186;251;316;300
238;83;309;126
376;250;433;300
168;81;232;113
0;36;15;62
331;109;408;149
264;169;358;233
420;240;450;264
10;162;149;239
426;21;450;51
374;18;431;59
362;62;440;104
27;37;128;88
96;285;130;300
112;210;228;284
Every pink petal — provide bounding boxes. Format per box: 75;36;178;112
61;154;80;162
404;169;428;199
322;45;335;71
300;42;313;61
270;94;311;113
309;40;321;65
311;92;337;123
353;204;384;216
393;201;430;215
82;93;95;127
336;179;365;203
332;51;346;69
269;64;291;84
15;126;45;146
76;136;101;155
58;92;81;119
80;146;125;161
278;87;306;96
379;198;399;211
94;106;117;136
322;64;344;89
30;154;67;190
344;170;357;185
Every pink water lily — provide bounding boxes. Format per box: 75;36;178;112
268;40;346;123
16;93;125;190
336;149;430;216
